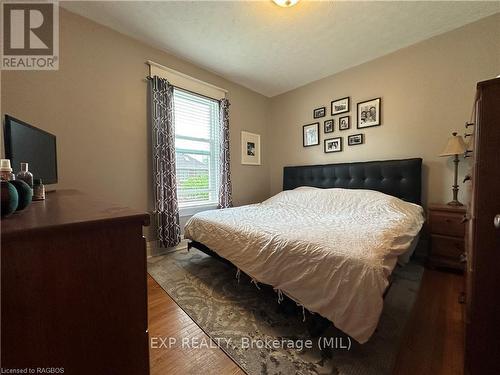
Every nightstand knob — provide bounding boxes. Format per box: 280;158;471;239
495;214;500;229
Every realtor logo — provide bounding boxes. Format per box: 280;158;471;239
1;1;59;70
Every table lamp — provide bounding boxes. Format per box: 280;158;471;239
440;132;466;206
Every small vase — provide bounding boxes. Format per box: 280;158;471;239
11;179;33;211
1;181;19;217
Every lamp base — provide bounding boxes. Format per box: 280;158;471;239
447;199;464;207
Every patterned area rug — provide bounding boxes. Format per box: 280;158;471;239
148;248;423;375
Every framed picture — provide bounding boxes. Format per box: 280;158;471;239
348;133;364;146
331;97;350;116
324;119;334;133
357;98;381;128
313;107;326;119
339;116;350;130
324;137;343;153
303;123;320;147
241;131;261;165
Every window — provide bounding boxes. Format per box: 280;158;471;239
173;88;220;209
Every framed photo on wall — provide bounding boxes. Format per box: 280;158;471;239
348;133;364;146
241;131;261;165
313;107;326;119
357;98;381;128
331;97;350;115
324;137;343;153
303;123;320;147
339;116;350;130
324;119;334;133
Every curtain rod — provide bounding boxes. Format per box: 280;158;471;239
146;60;228;94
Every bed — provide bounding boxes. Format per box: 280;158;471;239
184;158;424;343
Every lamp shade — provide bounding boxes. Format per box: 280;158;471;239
440;132;466;157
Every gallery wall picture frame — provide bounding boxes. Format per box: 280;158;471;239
348;133;364;146
324;137;343;153
313;107;326;119
339;116;350;131
331;97;350;116
357;97;381;129
303;123;320;147
241;131;261;165
324;119;334;133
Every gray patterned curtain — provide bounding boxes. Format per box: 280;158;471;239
150;76;181;247
218;98;233;208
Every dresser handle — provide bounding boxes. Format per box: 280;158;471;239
464;133;474;138
495;214;500;229
458;292;466;304
461;214;470;223
459;253;467;263
465;122;474;128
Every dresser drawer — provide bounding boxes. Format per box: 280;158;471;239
429;211;465;237
431;235;464;259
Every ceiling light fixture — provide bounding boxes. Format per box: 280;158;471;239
272;0;300;8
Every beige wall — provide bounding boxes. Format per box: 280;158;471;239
268;13;500;207
1;8;270;216
2;9;498;233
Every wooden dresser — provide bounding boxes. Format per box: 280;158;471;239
1;190;150;374
463;77;500;375
427;204;466;271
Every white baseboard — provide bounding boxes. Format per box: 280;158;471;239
147;237;189;258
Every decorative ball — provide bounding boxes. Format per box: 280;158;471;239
10;179;33;211
1;181;19;217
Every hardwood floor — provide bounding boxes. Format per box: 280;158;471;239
394;269;464;375
148;269;464;375
148;276;244;375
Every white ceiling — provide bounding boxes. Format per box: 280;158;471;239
61;1;500;97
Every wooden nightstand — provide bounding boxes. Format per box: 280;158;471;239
427;203;466;271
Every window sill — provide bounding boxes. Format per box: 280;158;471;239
179;203;218;217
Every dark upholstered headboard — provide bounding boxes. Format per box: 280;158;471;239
283;158;422;205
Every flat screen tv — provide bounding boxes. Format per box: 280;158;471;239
4;115;58;184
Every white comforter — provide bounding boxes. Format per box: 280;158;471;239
184;187;424;343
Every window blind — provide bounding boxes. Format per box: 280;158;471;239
173;88;221;208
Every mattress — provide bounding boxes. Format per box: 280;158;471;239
184;187;424;343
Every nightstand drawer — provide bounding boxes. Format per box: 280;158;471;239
429;211;465;237
431;235;464;259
